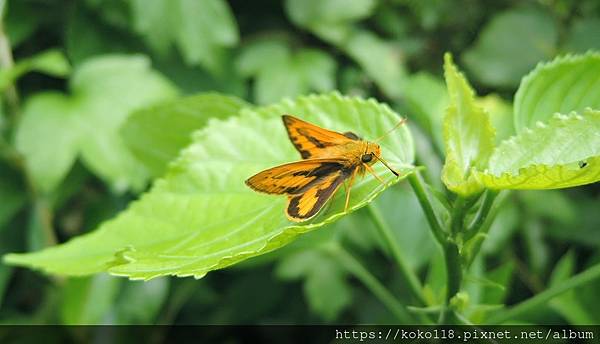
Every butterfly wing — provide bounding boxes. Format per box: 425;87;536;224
246;158;353;221
282;115;359;159
286;170;348;221
245;159;349;195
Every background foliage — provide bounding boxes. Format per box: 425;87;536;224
0;0;599;329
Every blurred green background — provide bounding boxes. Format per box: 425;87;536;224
0;0;599;328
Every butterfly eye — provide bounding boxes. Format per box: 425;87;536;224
361;153;373;163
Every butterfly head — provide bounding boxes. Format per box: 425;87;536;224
361;142;381;165
362;141;399;177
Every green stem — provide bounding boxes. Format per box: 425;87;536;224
464;190;499;241
488;262;600;324
367;204;426;306
449;196;468;237
464;191;508;268
438;241;462;324
408;171;465;324
0;10;20;120
325;244;414;323
407;172;446;245
0;18;56;247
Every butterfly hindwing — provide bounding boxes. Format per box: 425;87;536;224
286;168;350;221
282;115;357;159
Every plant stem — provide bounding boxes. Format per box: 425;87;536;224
464;191;508;268
464;190;499;241
449;196;468;236
407;172;445;245
367;203;426;306
0;10;20;120
438;241;462;324
0;16;56;247
488;261;600;324
325;244;414;323
408;171;466;324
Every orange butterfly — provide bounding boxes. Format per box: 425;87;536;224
245;115;404;222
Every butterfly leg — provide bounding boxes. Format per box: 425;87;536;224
344;168;358;213
363;164;387;187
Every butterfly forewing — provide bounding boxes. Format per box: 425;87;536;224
282;115;357;159
245;159;349;195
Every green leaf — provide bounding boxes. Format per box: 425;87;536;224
423;248;446;306
285;0;376;27
374;186;435;270
4;93;414;279
4;0;43;47
284;1;405;99
277;249;352;320
0;164;26;229
15;55;178;193
441;53;495;196
342;30;407;100
482;261;514;305
60;274;121;324
462;7;558;88
16;93;80;193
129;0;176;54
549;251;596;324
83;0;130;29
563;18;600;53
0;49;70;92
130;0;239;74
404;72;448;151
303;254;352;321
114;278;169;324
478;109;600;190
236;40;336;104
514;52;600;132
65;6;139;66
476;94;514;144
121;93;249;177
481;201;519;255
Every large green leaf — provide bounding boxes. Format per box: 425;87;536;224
285;0;376;28
130;0;239;74
404;72;448;151
16;93;80;193
477;109;600;190
0;49;70;91
563;18;600;53
236;40;336;104
4;93;414;280
441;54;495;196
121;93;249;177
342;30;407;100
514;52;600;132
284;0;405;99
462;7;557;88
15;55;178;193
277;249;352;320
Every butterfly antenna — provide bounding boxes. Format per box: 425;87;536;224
374;117;407;142
375;155;399;177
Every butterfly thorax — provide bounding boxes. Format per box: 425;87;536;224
307;140;380;169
